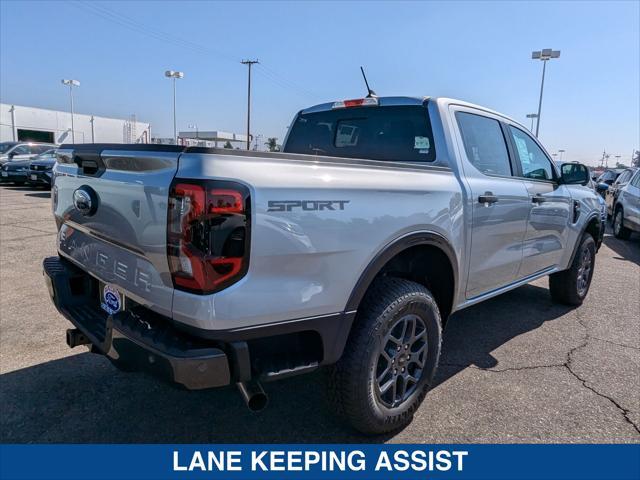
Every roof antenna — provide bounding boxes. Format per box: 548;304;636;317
360;66;377;98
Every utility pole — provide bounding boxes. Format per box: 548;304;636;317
241;59;259;150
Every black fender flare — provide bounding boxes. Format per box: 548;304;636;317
344;231;459;314
568;213;602;267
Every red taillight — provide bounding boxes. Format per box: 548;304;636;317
167;179;250;294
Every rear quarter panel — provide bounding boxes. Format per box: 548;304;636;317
172;153;464;331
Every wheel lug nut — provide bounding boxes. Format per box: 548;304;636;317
393;369;397;374
405;344;409;349
401;367;405;372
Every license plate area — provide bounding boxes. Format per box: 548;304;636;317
100;282;125;315
30;174;37;181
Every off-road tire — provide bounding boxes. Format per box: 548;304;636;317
613;207;631;240
549;234;596;306
327;277;442;435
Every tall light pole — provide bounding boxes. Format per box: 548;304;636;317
61;79;80;143
531;48;560;138
558;149;565;161
164;70;184;144
526;113;538;132
241;59;259;150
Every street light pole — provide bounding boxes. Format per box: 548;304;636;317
241;59;259;150
61;79;80;143
165;70;184;144
531;49;560;138
559;149;565;161
526;113;538;132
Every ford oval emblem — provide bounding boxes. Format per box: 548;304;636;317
73;186;98;216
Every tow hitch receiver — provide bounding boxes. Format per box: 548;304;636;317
66;328;90;348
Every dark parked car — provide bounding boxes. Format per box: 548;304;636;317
0;159;33;185
26;149;57;188
605;167;638;218
0;141;57;164
596;168;625;186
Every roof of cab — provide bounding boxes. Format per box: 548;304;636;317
299;95;522;127
300;96;428;114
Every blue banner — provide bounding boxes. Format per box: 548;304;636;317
1;444;638;480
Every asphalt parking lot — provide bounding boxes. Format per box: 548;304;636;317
0;184;638;443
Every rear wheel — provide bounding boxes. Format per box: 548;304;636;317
327;277;442;435
613;207;631;240
549;234;596;306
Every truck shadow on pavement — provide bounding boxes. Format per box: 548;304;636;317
1;284;580;443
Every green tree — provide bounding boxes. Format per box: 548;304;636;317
223;141;233;149
265;137;279;152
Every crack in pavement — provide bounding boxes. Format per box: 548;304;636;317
565;312;640;435
589;336;640;352
440;308;640;436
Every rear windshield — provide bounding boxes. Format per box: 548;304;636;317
283;105;436;162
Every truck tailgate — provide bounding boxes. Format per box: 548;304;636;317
53;146;182;317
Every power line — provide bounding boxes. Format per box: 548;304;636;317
68;1;320;100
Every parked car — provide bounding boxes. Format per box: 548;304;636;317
0;142;57;164
605;167;638;218
43;96;603;435
610;169;640;239
0;159;33;185
26;149;57;188
596;168;625;186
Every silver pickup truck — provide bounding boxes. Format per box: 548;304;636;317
44;96;603;434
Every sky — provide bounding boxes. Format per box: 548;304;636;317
1;0;638;165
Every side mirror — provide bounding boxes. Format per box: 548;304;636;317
7;152;15;159
596;183;609;193
560;163;590;186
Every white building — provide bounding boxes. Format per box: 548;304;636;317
178;130;248;148
0;103;151;144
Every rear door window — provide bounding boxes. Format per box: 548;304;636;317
284;105;435;162
455;112;512;177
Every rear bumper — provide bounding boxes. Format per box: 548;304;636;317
0;171;28;182
43;256;231;389
43;255;354;389
27;170;52;186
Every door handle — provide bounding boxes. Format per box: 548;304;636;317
478;193;499;205
531;195;546;204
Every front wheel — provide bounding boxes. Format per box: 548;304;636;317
327;277;442;435
549;234;596;306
